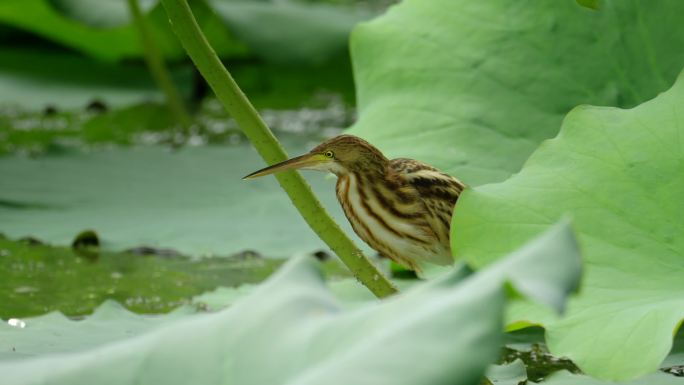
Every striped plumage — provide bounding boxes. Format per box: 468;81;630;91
244;135;466;274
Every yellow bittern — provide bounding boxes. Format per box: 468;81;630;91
244;135;465;274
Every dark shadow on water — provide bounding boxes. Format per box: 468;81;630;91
0;199;56;210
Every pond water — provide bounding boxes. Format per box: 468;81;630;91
0;96;369;258
0;95;367;318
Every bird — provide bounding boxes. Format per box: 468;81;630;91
243;134;466;275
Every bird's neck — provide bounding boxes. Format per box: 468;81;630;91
337;161;387;179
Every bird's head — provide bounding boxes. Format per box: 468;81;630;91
243;134;388;179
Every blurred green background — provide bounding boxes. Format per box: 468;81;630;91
0;0;394;318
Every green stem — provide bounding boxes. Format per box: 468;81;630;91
128;0;192;130
160;0;397;298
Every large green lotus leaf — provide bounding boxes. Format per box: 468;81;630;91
348;0;684;186
451;66;684;380
0;236;286;318
537;371;684;385
0;222;581;385
0;0;244;61
210;0;371;65
0;136;366;257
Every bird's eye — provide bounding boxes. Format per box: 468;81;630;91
324;150;334;158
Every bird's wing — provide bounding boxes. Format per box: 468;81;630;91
388;158;466;264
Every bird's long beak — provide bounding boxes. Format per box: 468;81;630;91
242;153;327;179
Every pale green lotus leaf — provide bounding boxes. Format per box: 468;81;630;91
0;222;580;385
452;70;684;380
349;0;684;186
486;359;527;385
537;370;684;385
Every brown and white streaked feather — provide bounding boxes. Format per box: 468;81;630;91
387;158;466;266
246;134;466;275
309;135;465;274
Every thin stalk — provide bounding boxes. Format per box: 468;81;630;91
160;0;397;298
128;0;192;130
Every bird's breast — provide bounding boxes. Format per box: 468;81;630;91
335;173;446;265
